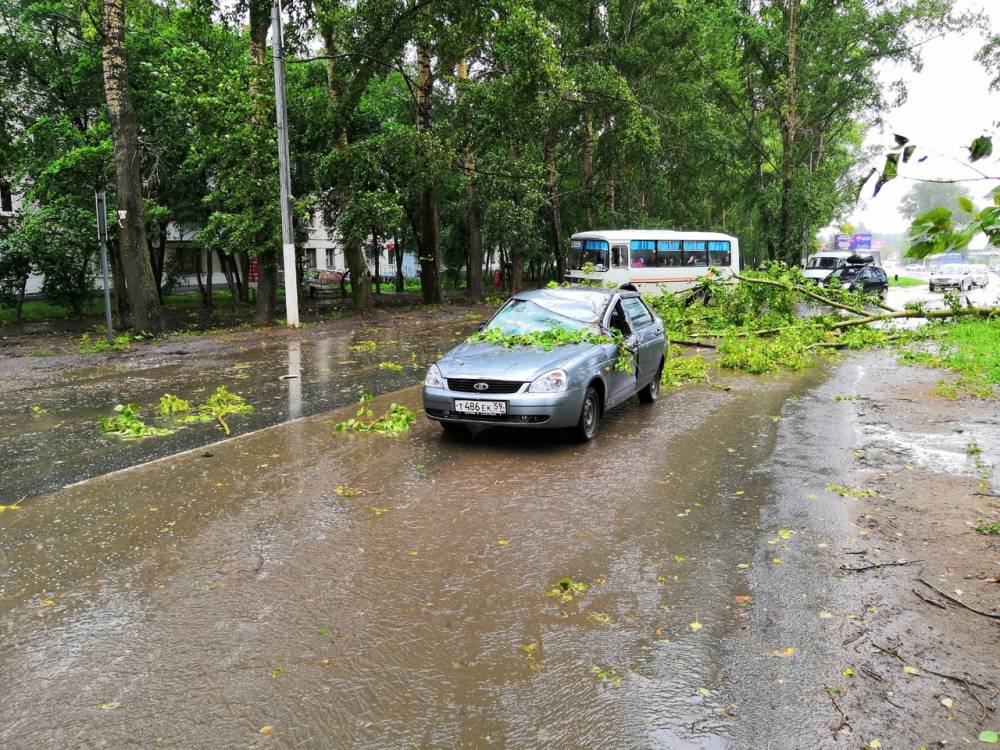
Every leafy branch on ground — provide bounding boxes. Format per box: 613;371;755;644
200;386;254;436
334;394;416;434
99;386;253;439
99;404;175;438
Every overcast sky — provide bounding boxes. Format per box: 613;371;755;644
842;0;999;239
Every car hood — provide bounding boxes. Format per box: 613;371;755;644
438;340;604;382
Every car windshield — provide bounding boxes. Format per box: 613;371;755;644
937;264;962;274
807;256;843;269
484;298;593;335
828;266;862;281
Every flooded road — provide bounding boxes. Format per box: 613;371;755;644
0;311;477;498
0;353;880;748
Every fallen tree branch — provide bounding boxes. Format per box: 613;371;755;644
872;642;990;689
912;587;948;609
916;577;1000;620
837;559;921;572
668;338;717;350
829;306;1000;330
734;273;876;316
822;685;851;737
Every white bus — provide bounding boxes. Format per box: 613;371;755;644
566;229;739;293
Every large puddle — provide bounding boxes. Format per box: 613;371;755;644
0;358;853;748
0;317;472;499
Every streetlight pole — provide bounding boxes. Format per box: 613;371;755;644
271;0;299;327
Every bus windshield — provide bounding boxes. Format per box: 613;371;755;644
568;239;609;271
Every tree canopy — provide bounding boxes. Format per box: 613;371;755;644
0;0;972;324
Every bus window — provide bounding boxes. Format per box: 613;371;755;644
611;245;628;269
568;239;609;271
657;240;682;267
629;240;655;268
708;241;731;266
683;240;707;266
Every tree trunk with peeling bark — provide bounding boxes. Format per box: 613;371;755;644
101;0;162;333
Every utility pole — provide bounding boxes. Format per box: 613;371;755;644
271;0;299;327
94;192;114;343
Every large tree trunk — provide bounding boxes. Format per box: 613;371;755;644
416;37;442;304
109;240;128;327
544;133;564;281
582;111;595;230
457;57;482;302
101;0;162;333
777;0;800;265
603;113;615;221
249;0;278;325
394;229;404;293
321;23;371;312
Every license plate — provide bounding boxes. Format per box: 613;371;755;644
454;399;507;416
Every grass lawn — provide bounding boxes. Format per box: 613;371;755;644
888;276;924;287
900;317;1000;398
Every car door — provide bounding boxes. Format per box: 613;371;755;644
622;296;662;385
603;299;636;407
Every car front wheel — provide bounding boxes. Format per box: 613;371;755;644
570;386;601;443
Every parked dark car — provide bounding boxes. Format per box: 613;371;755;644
823;260;888;299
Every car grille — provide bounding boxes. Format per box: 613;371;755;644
446;378;525;394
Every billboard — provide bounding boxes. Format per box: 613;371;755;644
833;233;873;251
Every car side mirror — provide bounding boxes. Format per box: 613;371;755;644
625;334;639;350
477;321;486;331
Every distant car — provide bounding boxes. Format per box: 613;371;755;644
803;250;853;283
970;264;990;288
823;262;888;298
929;264;977;292
905;263;924;272
422;286;666;442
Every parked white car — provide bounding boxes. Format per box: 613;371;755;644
928;264;980;292
905;263;924;272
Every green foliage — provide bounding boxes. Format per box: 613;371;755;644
661;350;708;388
156;394;191;416
378;361;404;371
888;276;923;287
200;386;254;435
348;340;378;352
899;318;1000;399
468;325;608;351
975;520;1000;535
76;332;131;353
546;576;590;603
99;404;174;438
334;394;416;434
467;324;635;373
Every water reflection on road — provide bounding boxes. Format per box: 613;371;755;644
0;316;473;498
0;359;857;748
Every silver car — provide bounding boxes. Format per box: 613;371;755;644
423;286;667;442
929;263;978;291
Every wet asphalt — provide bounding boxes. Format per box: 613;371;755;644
0;280;993;748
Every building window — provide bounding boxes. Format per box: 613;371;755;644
0;182;12;213
173;247;201;274
325;248;337;270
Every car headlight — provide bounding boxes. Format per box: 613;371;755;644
528;368;568;393
424;363;444;389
